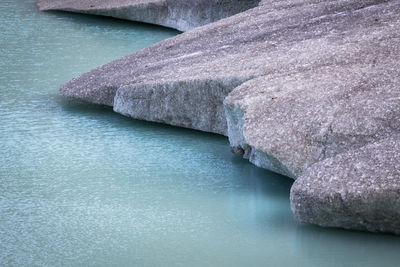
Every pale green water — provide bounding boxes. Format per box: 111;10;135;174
0;0;399;266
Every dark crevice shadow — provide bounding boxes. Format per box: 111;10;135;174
57;95;228;141
42;9;182;33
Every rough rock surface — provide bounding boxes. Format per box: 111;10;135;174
291;135;400;234
39;0;400;234
38;0;261;31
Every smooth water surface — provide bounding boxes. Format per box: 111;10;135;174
1;0;399;266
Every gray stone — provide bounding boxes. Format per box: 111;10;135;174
114;77;249;135
39;0;400;234
291;135;400;234
225;64;400;178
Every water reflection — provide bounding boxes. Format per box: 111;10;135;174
295;225;400;267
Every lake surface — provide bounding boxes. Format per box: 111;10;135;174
1;0;399;266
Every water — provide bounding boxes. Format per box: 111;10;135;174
0;0;399;266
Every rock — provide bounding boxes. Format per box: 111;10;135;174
223;0;400;178
37;0;261;31
40;0;400;234
114;77;248;135
291;135;400;234
225;64;400;178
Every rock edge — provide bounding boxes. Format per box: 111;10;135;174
39;0;400;234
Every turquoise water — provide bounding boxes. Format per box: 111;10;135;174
1;0;399;266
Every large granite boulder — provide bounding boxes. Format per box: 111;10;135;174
39;0;400;234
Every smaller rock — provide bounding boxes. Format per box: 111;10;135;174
291;135;400;235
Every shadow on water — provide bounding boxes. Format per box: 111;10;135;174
58;94;296;224
43;7;291;222
44;9;182;33
57;95;228;139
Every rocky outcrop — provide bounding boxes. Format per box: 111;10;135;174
291;135;400;234
37;0;261;31
225;64;400;178
114;77;249;135
39;0;400;234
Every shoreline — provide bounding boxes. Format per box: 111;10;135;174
38;0;400;235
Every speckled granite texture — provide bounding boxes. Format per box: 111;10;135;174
291;135;400;234
39;0;400;234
